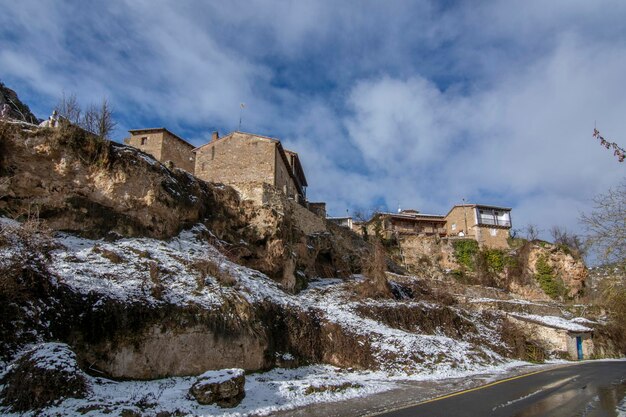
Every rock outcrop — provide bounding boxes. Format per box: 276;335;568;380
190;369;246;407
387;234;587;301
0;343;88;412
0;122;373;292
524;242;588;299
0;81;39;124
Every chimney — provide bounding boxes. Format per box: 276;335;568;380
211;131;219;141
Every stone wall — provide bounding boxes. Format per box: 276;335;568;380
445;207;510;249
124;131;164;161
234;182;326;235
125;130;195;173
274;148;298;200
160;132;195;172
445;206;475;237
308;202;326;218
195;133;275;189
476;226;510;249
194;133;303;202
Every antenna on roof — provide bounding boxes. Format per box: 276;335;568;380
238;103;245;131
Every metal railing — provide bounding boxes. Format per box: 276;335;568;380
477;217;511;227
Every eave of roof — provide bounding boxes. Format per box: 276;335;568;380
445;204;512;217
192;131;309;192
129;127;194;149
370;212;446;223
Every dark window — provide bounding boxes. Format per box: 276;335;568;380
140;137;148;145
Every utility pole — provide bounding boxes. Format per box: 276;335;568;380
238;103;245;131
462;198;469;237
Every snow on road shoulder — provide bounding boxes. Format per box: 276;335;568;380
0;359;532;417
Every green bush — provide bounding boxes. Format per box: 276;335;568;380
484;249;506;273
534;255;567;299
453;240;479;271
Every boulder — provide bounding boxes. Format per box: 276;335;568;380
0;342;88;411
189;368;245;408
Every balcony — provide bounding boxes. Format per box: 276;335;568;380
477;217;511;227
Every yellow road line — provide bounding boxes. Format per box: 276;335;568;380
369;362;584;416
413;369;550;406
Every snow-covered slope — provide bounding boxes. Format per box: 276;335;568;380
0;218;532;415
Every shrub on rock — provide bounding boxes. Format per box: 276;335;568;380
0;342;88;411
189;368;245;408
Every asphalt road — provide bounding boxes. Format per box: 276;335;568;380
377;361;626;417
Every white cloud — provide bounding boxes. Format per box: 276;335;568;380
337;33;626;235
1;0;625;238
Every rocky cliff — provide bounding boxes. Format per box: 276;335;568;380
390;234;588;302
0;123;371;292
0;81;39;124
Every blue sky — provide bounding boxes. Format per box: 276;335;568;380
1;0;625;239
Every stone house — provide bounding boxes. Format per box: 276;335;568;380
124;128;195;173
308;202;327;218
193;131;308;204
327;216;354;230
364;210;447;239
445;204;512;249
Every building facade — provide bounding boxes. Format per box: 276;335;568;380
124;128;195;172
363;210;447;239
193;131;308;203
445;204;512;249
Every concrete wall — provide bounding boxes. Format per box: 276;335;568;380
125;131;165;161
566;332;594;360
194;133;276;186
507;316;594;360
160;132;195;172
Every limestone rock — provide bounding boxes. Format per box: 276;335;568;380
0;343;88;411
527;243;588;298
189;368;245;407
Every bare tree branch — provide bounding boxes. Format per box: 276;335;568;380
593;128;625;163
56;92;81;124
81;98;117;139
581;179;626;263
524;224;541;241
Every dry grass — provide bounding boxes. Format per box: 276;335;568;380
190;258;237;289
500;321;547;363
304;382;363;396
147;261;164;299
92;245;125;264
55;124;112;168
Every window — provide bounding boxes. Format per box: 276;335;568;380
490;228;497;236
451;223;457;231
140;137;147;145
